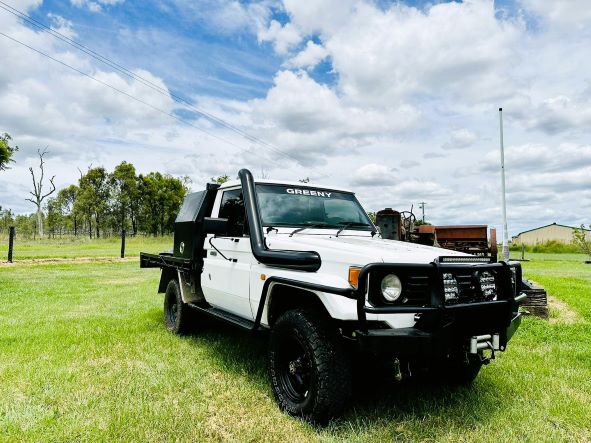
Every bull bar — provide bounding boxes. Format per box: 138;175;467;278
351;257;524;357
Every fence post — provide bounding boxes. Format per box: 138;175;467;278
521;243;525;261
7;226;15;263
121;229;126;259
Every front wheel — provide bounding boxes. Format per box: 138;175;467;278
440;353;483;385
163;279;193;335
268;310;352;424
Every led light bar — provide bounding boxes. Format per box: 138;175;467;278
438;256;493;264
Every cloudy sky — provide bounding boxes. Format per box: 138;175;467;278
0;0;590;235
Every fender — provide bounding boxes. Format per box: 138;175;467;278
239;168;322;272
253;276;355;330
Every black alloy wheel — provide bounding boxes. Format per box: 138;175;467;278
277;335;312;403
268;309;352;424
163;279;192;335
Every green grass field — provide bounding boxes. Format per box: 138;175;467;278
0;251;590;441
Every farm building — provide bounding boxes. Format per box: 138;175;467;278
512;223;591;245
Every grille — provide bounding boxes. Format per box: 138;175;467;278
403;275;430;305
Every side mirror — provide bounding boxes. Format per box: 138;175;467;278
203;217;228;235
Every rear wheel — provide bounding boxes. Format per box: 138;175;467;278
268;310;352;424
163;279;192;335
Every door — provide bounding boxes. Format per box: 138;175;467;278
202;188;254;319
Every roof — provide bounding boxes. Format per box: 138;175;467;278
515;222;591;236
217;178;354;194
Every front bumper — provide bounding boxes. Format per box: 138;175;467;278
352;258;523;357
355;311;521;357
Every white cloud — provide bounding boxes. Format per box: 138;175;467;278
258;19;302;54
291;0;524;107
282;0;358;35
249;70;420;164
70;0;124;12
392;180;450;200
1;0;42;11
524;95;591;134
479;143;591;173
46;14;76;39
286;41;328;69
441;129;478;150
168;0;275;35
2;0;591;236
400;160;420;168
424;152;446;159
351;163;395;186
521;0;591;29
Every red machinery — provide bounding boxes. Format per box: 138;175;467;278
375;208;498;257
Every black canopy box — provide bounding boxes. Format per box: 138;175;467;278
173;183;220;262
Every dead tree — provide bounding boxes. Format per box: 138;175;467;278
25;148;56;237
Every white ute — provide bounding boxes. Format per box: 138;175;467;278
140;168;525;424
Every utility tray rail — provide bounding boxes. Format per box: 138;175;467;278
140;252;193;273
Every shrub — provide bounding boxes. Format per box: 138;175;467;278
572;225;591;259
510;240;579;254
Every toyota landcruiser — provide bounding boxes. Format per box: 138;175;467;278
140;168;524;423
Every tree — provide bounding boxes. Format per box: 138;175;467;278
56;185;80;235
25;148;56;236
572;225;591;260
138;172;188;235
78;167;110;238
211;175;229;184
46;197;64;238
110;161;139;234
0;133;18;171
14;213;37;239
0;207;15;235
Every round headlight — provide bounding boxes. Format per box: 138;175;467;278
381;274;402;301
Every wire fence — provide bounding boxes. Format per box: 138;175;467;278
2;227;173;262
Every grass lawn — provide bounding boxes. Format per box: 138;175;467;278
0;235;172;260
0;254;590;441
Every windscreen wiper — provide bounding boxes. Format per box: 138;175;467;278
289;223;333;237
335;222;372;237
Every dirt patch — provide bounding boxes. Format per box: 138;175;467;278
0;257;138;267
547;294;581;325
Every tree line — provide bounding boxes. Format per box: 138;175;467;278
1;159;189;239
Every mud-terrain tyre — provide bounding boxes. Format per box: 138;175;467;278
268;309;352;424
163;279;193;335
441;353;483;385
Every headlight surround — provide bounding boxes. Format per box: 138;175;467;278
381;274;402;301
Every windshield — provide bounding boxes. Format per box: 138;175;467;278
256;184;373;230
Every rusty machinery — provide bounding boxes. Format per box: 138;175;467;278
375;208;498;258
